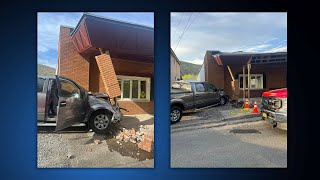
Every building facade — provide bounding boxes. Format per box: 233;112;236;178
198;51;287;99
170;48;181;85
57;13;154;115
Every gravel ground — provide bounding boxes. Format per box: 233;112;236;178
37;133;72;168
37;115;154;168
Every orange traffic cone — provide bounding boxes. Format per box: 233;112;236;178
243;99;250;109
252;100;259;114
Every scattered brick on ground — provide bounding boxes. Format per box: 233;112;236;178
115;125;154;152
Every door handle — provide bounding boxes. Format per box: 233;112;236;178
195;94;199;97
60;102;66;107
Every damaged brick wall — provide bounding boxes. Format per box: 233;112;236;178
95;54;121;98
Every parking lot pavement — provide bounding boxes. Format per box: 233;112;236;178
171;121;287;168
37;115;154;168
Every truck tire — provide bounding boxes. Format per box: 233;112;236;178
220;97;227;105
90;110;113;134
171;106;182;124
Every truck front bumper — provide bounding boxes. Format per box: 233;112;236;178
111;109;123;123
261;109;287;130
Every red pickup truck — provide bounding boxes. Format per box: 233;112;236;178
261;88;287;130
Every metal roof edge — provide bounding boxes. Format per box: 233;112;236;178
170;48;181;65
70;13;154;36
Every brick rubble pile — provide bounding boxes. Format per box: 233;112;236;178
115;125;154;152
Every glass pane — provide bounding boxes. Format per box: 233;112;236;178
123;80;130;98
251;76;256;88
132;80;138;98
239;77;243;88
171;82;191;91
206;84;216;92
245;76;248;88
37;78;45;92
195;83;205;92
256;76;262;89
60;80;80;98
117;80;121;99
140;81;146;99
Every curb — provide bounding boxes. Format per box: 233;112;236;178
171;117;262;133
172;114;260;130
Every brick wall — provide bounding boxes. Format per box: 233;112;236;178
58;26;154;115
118;101;154;115
58;26;89;90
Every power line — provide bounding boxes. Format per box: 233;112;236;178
171;13;192;47
171;14;184;42
174;13;198;51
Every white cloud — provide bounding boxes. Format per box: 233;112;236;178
186;58;204;65
243;44;273;52
171;12;287;63
37;13;80;53
265;45;287;53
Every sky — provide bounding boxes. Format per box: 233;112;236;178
171;12;287;65
37;12;154;68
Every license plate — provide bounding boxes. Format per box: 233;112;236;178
262;112;267;118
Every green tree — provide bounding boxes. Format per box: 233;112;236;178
182;74;198;80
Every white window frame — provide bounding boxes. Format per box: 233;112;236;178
239;74;264;90
117;75;151;102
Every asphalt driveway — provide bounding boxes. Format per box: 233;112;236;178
171;121;287;168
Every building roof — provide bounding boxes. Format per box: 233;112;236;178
70;13;153;36
67;13;154;63
170;48;181;65
210;51;287;66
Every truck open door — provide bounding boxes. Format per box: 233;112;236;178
55;75;84;132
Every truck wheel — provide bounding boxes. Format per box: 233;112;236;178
220;97;227;105
90;110;112;134
171;106;182;124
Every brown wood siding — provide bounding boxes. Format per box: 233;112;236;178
224;63;287;98
205;51;224;88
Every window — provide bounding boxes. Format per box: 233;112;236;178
60;79;80;98
239;74;263;89
206;84;217;92
117;75;151;101
172;82;191;91
37;78;45;92
195;83;205;92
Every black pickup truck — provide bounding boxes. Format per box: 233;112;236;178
170;81;228;123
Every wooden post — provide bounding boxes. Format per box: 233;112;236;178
227;66;235;81
242;65;245;100
98;48;104;55
247;63;251;99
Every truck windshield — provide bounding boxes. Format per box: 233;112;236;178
172;82;191;91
